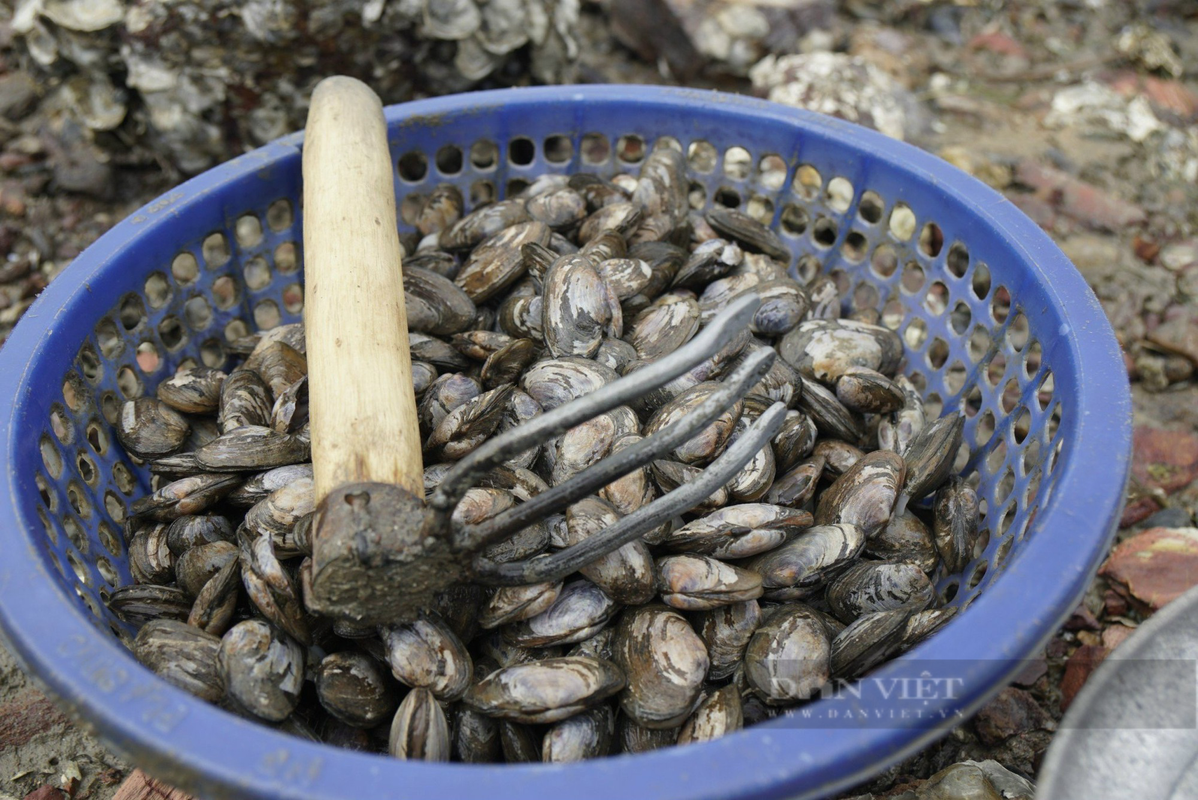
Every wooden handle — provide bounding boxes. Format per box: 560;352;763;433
303;76;424;503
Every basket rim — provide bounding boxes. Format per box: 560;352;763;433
0;84;1131;800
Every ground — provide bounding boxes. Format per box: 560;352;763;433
0;1;1196;799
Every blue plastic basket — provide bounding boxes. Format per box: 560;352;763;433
0;86;1130;799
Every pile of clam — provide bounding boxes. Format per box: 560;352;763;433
110;144;981;762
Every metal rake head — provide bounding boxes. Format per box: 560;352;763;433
309;292;787;622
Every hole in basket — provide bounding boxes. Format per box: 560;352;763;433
795;254;821;285
971;263;992;300
174;252;201;286
968;560;989;590
986;353;1007;388
963;384;983;418
50;404;73;445
1025;468;1043;508
506;178;530;198
1024;340;1042;379
235;214;263;248
687;140;717;173
780;204;809;237
119;294;147;331
926;338;949;370
994;536;1014;572
112;463;135;495
688;182;706;210
812;217;837;248
853;283;880;315
97;556;118;587
200;339;226;369
144;272;171;309
946;241;969;279
580;133;610;165
435;145;463;175
99;522;122;558
63;515;88;553
471;180;496;207
969;327;993;363
944;360;967;395
509;137;536;167
1021;439;1042;475
991;287;1011;325
184;296;213;330
79;343;103;384
67;481;92;519
1048;434;1065;475
746;195;774;225
871;243;897;278
918;222;943;258
858;190;884;224
95;317;123;360
714;187;741;208
543;136;572;164
998;504;1016;537
1013;406;1032;444
908;372;927;395
158;316;186;350
1037;370;1054;411
904;318;928;349
975;410;996;447
398;151;428;182
924;391;944;420
202;232;230;268
36;472;54;510
900;262;925;294
952;438;971;472
1006;311;1029;352
881;299;905;330
842;231;867;262
77;452;98;486
254;300;281;330
136;342;160;374
987;440;1008;475
655;136;682;153
614;135;644;165
470;140;499;170
793;164;821;200
1000;378;1020;414
942;581;959;604
63;373;89;414
283;283;304;315
66;549;91;587
211;276;239;311
722;146;751;180
224;319;250;344
889;202;916;241
924;280;949;315
37;505;57;546
86;421;108;456
266;199;293;231
275;242;299;274
950;302;971;335
100;392;119;425
829;269;850;296
244;256;272;291
758;154;787;191
116;366;142;399
826;177;854;214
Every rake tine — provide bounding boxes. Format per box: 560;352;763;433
428;292;763;515
471;402;788;585
454;347;777;553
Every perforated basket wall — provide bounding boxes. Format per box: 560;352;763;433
0;87;1130;800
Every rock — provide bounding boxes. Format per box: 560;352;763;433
1011;658;1047;688
938;146;1011;190
918;762;1003;800
0;72;37;120
1160;240;1198;272
1060;644;1108;711
1130;425;1198;494
1101;624;1136;650
971;687;1054;747
1104;588;1129;617
1121;496;1161;529
1135;506;1194;530
1059;234;1121;281
749;52;928;142
1100;527;1198;611
1064;603;1101;632
1044;81;1162;143
22;786;66;800
1015;161;1146;232
970;760;1035;800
